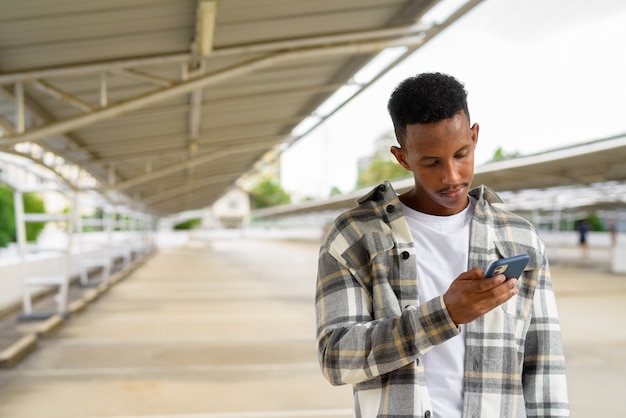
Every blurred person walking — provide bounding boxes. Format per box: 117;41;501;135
578;220;590;256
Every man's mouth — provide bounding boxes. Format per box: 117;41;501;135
440;186;466;198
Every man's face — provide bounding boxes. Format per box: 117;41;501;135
391;112;479;216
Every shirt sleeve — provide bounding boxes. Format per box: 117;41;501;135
315;244;460;386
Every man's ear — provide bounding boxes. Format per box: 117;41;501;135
390;145;410;171
471;122;479;146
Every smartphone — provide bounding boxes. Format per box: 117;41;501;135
484;254;530;280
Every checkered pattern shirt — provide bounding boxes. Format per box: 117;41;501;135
315;182;569;417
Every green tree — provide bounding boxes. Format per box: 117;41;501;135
329;186;342;196
582;214;605;232
356;131;409;189
249;178;291;209
356;159;408;188
23;192;46;242
174;218;202;230
0;185;47;247
492;147;521;161
0;187;15;247
81;208;104;232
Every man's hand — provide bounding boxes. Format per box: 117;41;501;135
443;268;518;325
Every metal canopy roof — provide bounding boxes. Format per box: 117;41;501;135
0;0;484;215
252;132;626;218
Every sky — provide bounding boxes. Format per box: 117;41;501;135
280;0;626;201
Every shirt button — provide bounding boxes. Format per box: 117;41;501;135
386;205;395;213
401;251;410;259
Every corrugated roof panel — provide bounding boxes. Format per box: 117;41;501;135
0;0;482;214
216;9;401;46
217;0;406;24
0;5;194;48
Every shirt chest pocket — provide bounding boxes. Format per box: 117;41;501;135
493;241;543;320
341;233;401;318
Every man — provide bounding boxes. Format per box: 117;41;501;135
577;220;590;256
315;72;569;417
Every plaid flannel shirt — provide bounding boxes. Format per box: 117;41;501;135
316;181;569;417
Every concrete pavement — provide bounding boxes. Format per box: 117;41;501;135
0;238;624;417
0;239;353;418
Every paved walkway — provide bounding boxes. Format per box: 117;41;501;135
0;238;624;417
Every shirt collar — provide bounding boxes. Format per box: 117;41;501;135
357;181;503;206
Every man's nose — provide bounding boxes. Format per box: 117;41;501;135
442;161;462;184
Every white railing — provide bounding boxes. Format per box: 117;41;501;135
0;231;153;313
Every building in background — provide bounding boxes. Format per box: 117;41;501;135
207;188;251;229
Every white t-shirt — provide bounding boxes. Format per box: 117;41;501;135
401;197;475;418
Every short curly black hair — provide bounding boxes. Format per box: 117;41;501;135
387;72;469;145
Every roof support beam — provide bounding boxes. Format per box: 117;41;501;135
0;54;192;85
88;133;285;164
99;72;108;108
14;81;25;134
112;68;174;88
0;114;14;135
0;85;106;183
30;80;94;112
151;190;222;214
195;0;218;57
0;35;426;147
189;89;203;141
106;140;276;192
207;23;430;58
187;60;206;171
142;172;240;205
0;24;430;84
